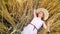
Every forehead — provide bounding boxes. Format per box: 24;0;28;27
39;11;43;13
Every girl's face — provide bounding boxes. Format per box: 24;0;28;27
38;11;43;18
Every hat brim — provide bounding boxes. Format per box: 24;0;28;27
36;8;49;20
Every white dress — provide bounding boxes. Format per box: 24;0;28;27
21;17;43;34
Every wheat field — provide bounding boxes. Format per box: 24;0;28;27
0;0;60;34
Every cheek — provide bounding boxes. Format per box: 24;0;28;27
39;13;43;17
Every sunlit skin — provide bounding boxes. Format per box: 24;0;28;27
21;10;49;34
37;11;50;32
37;11;47;30
38;11;44;19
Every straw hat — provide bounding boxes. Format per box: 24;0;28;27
36;8;49;20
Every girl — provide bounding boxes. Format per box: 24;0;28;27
21;8;49;34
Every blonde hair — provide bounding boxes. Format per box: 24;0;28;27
36;8;49;20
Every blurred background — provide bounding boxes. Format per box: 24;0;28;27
0;0;60;34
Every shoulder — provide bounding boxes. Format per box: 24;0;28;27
41;20;45;24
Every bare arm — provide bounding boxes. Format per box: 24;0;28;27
34;9;37;17
42;21;50;33
42;21;47;29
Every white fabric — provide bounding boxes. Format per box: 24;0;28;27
21;17;43;34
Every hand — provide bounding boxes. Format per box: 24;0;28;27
47;29;50;33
